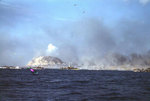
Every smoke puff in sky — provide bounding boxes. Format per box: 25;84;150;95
47;44;57;53
46;43;57;56
0;0;150;66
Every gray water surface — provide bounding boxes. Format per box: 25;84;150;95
0;69;150;101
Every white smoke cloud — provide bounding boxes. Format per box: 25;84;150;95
47;43;57;53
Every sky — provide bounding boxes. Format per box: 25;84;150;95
0;0;150;66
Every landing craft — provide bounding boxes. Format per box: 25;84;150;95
61;66;79;70
61;62;79;70
28;67;39;75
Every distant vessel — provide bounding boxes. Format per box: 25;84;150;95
61;62;79;70
61;66;79;70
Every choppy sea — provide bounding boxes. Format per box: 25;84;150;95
0;69;150;101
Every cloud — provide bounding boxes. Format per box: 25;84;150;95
123;0;150;5
0;32;32;66
0;0;33;27
139;0;150;5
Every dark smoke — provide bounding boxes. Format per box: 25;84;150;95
103;51;150;66
46;18;150;67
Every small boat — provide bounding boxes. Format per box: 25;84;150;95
61;62;79;70
29;68;39;75
61;66;79;70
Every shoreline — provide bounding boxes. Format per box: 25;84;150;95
0;65;150;72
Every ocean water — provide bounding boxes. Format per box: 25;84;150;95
0;69;150;101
